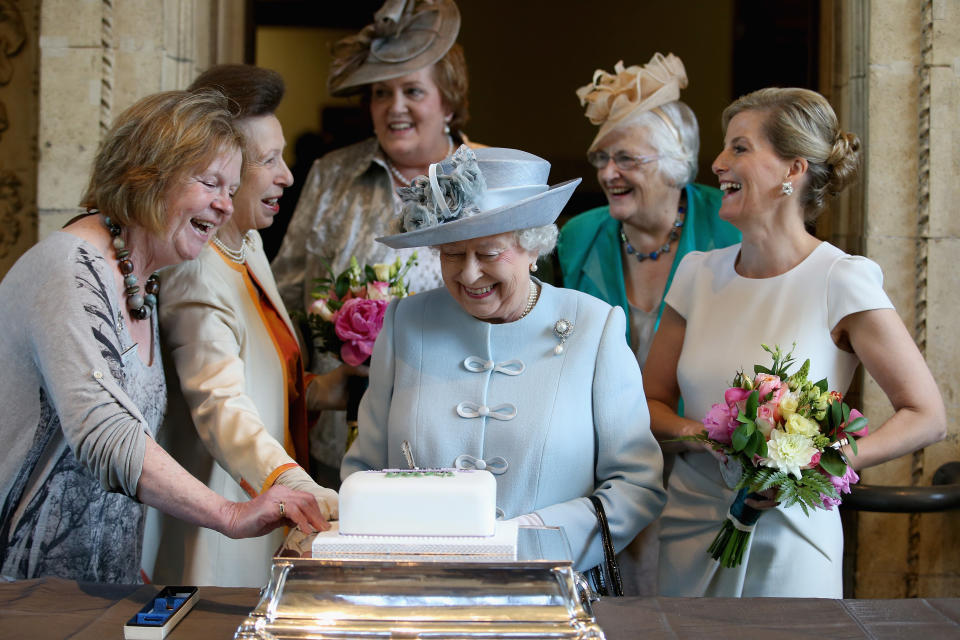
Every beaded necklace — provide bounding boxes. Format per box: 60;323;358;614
102;214;159;320
619;205;686;263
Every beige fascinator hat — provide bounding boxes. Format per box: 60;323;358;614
576;52;688;151
377;146;581;249
328;0;461;96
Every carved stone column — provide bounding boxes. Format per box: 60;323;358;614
0;0;37;276
25;0;243;253
828;0;960;598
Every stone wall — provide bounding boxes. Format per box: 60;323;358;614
837;0;960;598
35;0;234;239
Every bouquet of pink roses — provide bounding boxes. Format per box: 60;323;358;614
693;344;869;568
307;254;417;367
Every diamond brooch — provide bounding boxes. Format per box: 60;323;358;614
553;319;574;355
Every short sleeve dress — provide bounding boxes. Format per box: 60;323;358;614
658;242;893;597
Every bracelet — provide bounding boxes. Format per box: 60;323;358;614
831;437;850;465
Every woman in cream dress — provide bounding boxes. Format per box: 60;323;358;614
645;88;945;597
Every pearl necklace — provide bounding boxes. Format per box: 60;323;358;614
518;279;540;320
212;230;254;264
384;136;455;187
620;205;686;263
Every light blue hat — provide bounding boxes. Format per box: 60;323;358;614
377;146;581;249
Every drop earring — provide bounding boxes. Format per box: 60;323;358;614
781;181;793;196
444;122;451;135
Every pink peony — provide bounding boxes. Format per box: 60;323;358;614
703;402;739;445
334;297;388;366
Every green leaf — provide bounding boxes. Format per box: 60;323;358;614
754;365;772;375
365;264;377;282
732;423;754;451
815;378;828;393
848;437;858;456
830;401;842;430
756;433;768;458
842;403;851;423
334;273;350;299
745;390;759;419
844;417;867;434
819;447;847;477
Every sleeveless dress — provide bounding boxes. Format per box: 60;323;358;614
658;242;893;597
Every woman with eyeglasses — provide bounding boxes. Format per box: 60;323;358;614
558;53;739;368
556;53;739;596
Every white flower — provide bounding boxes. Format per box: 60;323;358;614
763;429;818;479
372;263;392;281
308;298;335;322
784;412;820;437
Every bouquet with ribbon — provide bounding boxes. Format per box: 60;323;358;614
692;344;868;568
307;254;417;446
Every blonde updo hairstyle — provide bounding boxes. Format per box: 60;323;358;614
721;87;861;221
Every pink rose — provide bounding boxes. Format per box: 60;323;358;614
807;450;821;467
755;402;778;436
367;281;391;301
753;373;783;402
334;297;388;366
703;402;738;445
724;386;752;406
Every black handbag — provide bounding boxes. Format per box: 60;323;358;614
586;494;623;597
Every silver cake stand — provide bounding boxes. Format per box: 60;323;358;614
234;526;605;639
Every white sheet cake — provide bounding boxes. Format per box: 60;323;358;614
338;468;497;536
312;468;518;560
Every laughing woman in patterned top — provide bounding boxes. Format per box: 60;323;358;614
0;89;328;583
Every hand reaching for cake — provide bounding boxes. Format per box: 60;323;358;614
220;484;331;538
276;466;340;520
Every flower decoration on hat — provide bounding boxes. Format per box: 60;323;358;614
576;53;688;148
396;144;486;232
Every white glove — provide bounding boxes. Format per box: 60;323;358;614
276;466;339;520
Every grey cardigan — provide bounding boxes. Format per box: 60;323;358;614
0;231;165;581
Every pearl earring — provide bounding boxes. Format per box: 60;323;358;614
530;263;538;273
781;181;794;196
444;123;451;135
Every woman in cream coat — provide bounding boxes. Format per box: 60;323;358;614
143;66;343;587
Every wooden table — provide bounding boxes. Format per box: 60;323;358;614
2;577;958;639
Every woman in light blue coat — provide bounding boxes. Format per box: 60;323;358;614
341;146;666;571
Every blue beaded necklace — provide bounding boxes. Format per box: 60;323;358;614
102;214;159;320
619;205;686;262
